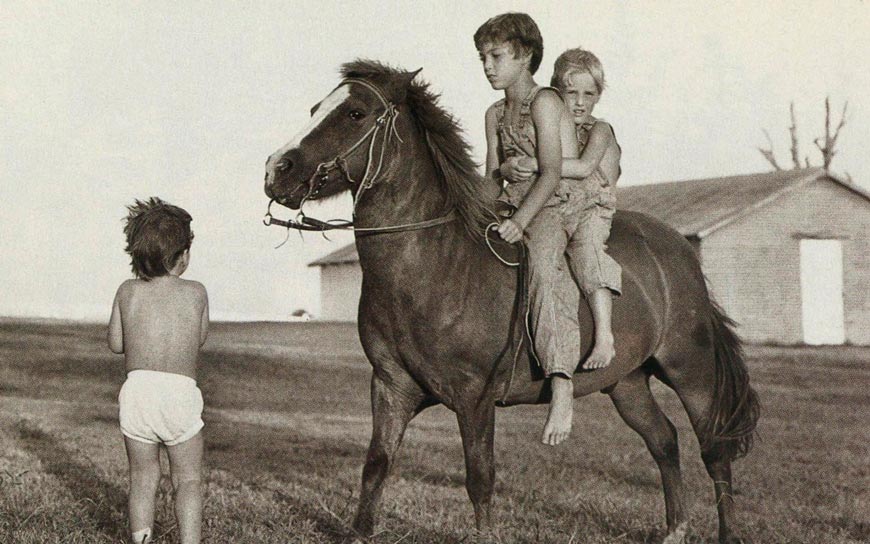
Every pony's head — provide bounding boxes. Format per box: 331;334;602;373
264;61;419;209
265;60;495;237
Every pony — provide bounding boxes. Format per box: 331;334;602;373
263;60;759;544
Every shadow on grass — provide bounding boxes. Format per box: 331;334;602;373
205;417;464;543
205;418;362;479
204;413;665;542
14;419;127;541
270;487;472;544
394;462;467;489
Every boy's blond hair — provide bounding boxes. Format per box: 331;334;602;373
551;47;606;94
123;197;194;280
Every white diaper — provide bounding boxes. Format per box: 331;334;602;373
119;369;204;446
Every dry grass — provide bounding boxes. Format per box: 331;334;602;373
0;320;867;543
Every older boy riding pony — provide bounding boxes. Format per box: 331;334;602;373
263;61;759;544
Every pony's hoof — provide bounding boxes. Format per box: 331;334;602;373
662;522;688;544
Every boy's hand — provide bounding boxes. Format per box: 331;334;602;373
500;156;536;184
497;218;524;244
518;156;538;172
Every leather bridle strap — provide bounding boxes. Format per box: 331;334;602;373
300;78;402;210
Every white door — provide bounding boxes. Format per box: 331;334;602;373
799;239;845;345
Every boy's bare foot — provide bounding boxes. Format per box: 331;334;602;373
541;376;573;446
583;333;615;370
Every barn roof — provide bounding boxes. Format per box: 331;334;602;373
308;242;359;267
309;168;866;266
617;167;833;238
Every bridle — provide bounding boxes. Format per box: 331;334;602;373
304;78;402;209
264;77;457;236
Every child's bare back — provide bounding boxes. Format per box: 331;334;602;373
111;276;208;379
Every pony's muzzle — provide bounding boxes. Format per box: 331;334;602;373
265;148;302;189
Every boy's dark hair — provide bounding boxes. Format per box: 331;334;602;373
474;12;544;75
123;197;194;280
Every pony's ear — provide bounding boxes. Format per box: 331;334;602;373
390;68;422;103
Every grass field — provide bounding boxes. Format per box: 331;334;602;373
0;320;867;543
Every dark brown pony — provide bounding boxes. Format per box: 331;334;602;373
264;61;759;544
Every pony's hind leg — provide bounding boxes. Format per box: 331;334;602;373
608;367;687;539
655;342;757;544
666;368;743;544
352;373;429;538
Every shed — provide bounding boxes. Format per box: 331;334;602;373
309;168;870;345
308;243;362;322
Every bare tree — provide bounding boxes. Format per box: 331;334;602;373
758;97;848;171
814;97;848;170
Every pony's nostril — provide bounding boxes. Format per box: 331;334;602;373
277;158;293;172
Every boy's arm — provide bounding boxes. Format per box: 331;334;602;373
509;90;564;230
561;121;613;179
199;285;209;347
107;286;124;354
483;105;503;200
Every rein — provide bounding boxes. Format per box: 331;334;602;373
263;199;458;236
264;77;458;237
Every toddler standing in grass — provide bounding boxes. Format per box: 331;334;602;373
108;197;209;544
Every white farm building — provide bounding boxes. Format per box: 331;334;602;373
309;168;870;345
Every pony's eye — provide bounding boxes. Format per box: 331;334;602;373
349;110;365;121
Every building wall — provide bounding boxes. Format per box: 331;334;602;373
701;178;870;344
318;264;362;322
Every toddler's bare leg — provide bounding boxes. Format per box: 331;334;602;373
541;374;573;445
167;432;203;544
124;437;160;544
583;288;616;369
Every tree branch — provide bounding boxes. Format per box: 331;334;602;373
758;129;782;171
829;100;848;151
814;96;847;170
789;102;801;169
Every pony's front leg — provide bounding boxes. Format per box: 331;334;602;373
352;373;427;538
456;399;496;531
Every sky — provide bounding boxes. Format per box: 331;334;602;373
2;1;869;321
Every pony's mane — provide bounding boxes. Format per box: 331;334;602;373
341;60;497;239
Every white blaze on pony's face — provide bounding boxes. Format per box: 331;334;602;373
264;85;351;188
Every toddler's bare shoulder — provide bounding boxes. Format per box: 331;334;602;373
182;279;208;299
117;278;141;298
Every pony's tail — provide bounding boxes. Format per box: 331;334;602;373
700;299;761;461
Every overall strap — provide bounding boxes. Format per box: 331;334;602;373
576;117;597;151
605;120;623;179
493;98;507;129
